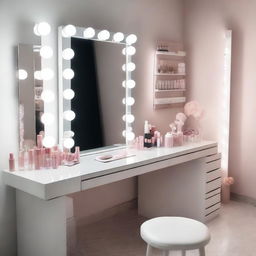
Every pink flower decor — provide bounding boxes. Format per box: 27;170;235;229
223;177;235;186
176;112;187;123
184;101;204;120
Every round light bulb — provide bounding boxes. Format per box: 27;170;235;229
83;27;95;38
122;46;136;56
34;71;42;80
63;68;74;80
122;97;135;106
41;90;55;103
122;114;135;123
62;48;75;60
63;89;75;100
63;138;75;149
18;69;28;80
122;128;133;138
97;30;110;41
41;68;54;80
122;62;136;72
122;80;136;89
113;32;124;42
42;136;56;148
126;34;137;45
63;131;75;138
40;46;53;59
63;110;76;121
126;131;135;141
41;113;54;125
62;24;76;37
34;22;51;36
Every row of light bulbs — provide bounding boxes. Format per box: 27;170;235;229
22;22;137;147
33;22;75;149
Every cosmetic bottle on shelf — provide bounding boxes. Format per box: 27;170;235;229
28;149;34;170
18;151;24;170
45;148;52;169
9;153;15;172
74;146;80;163
34;149;41;170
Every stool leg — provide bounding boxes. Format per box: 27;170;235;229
199;247;205;256
146;244;153;256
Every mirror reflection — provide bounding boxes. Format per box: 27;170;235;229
18;44;44;149
60;29;127;152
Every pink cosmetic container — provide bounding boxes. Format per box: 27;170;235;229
74;146;80;163
28;149;34;170
52;152;58;169
9;153;15;172
40;148;46;169
45;148;52;169
34;149;41;170
37;134;43;148
18;151;24;170
164;133;173;148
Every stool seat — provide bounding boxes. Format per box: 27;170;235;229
140;217;210;251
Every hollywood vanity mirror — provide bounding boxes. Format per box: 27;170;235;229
17;22;137;153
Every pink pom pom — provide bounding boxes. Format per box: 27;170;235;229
184;101;204;120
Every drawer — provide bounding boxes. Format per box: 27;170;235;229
206;178;221;193
205;153;221;163
205;202;221;215
206;168;221;182
206;188;221;199
205;159;221;172
205;208;220;222
205;194;221;208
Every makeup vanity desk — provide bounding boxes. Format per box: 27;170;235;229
3;140;221;256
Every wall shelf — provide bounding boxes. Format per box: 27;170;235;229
153;41;186;109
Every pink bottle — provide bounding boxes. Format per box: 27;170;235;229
74;146;80;163
164;133;173;147
28;149;34;170
18;151;24;170
45;148;52;169
40;148;46;169
52;152;58;169
9;153;15;172
34;149;41;170
37;134;43;148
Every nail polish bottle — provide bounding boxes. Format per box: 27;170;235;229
9;153;15;172
40;148;46;169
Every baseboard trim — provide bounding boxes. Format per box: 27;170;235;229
231;192;256;206
76;198;138;227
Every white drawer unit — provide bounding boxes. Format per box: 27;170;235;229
204;153;222;222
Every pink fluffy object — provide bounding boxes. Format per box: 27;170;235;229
223;177;235;186
184;101;204;120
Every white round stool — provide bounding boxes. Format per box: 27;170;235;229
140;217;210;256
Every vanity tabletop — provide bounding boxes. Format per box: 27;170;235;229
2;141;217;200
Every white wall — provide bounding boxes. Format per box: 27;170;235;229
0;0;184;254
184;0;256;199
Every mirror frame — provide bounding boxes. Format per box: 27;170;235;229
58;25;137;152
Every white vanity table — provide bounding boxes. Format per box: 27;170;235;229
3;140;221;256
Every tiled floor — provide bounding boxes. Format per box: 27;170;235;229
75;200;256;256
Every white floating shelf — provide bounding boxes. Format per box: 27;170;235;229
155;89;186;92
155;73;186;76
156;51;186;57
154;97;186;105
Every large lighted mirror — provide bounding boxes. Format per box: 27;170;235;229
18;44;45;149
58;25;136;152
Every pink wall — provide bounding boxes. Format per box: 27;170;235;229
184;0;256;199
